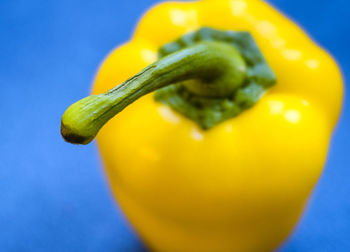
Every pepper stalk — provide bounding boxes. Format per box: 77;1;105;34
61;28;276;144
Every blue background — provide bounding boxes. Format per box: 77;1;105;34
0;0;349;251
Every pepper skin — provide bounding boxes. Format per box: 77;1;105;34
71;0;342;251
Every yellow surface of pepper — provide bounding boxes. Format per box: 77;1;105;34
91;0;343;251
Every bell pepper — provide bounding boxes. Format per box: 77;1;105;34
60;0;343;251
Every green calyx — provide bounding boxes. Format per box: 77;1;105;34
60;27;276;145
155;27;276;129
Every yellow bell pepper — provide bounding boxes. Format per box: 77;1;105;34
60;0;343;251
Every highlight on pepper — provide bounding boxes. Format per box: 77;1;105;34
61;0;343;251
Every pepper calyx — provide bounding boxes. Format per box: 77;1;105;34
155;27;276;129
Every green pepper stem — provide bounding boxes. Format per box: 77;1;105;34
61;41;247;144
